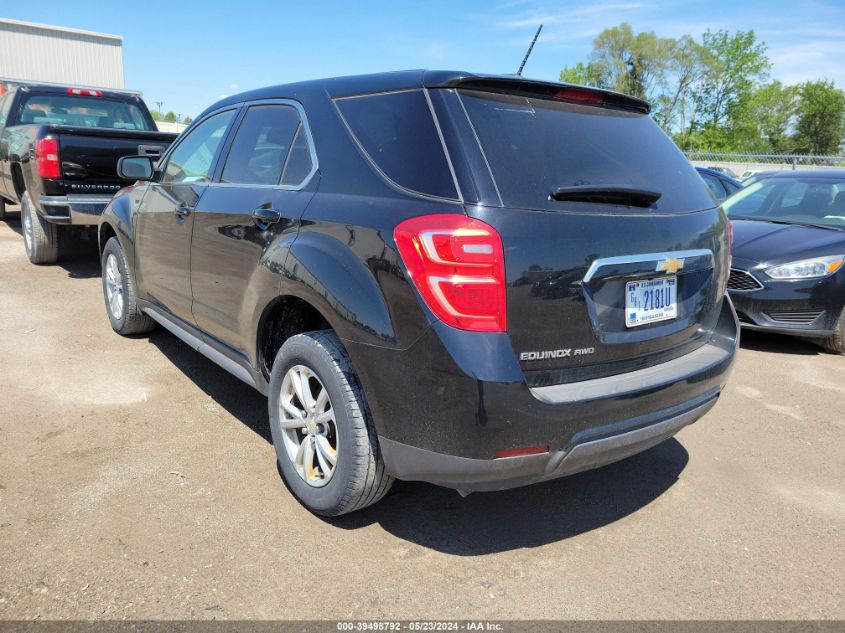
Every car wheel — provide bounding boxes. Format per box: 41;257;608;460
101;236;156;335
268;331;394;516
22;191;59;265
821;308;845;354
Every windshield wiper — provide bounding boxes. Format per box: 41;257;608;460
730;217;842;231
549;185;661;208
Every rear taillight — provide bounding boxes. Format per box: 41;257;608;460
394;214;507;332
35;136;61;179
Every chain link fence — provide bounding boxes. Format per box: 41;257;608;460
685;152;845;179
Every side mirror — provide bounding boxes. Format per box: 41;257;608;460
117;155;154;181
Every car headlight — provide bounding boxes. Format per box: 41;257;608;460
765;255;845;280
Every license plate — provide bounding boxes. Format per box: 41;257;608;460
625;276;677;328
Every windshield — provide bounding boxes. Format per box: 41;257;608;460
724;177;845;230
456;89;714;213
19;94;153;131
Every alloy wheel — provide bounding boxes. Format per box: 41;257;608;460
104;253;125;320
278;364;338;487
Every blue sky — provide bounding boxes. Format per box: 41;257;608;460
4;0;844;118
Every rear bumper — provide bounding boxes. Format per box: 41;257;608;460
380;394;717;492
38;194;113;226
346;296;738;492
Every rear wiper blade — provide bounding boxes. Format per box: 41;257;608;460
549;184;662;208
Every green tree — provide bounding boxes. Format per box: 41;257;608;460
794;80;845;154
150;110;162;122
163;111;178;123
560;23;674;103
696;29;770;129
748;81;799;152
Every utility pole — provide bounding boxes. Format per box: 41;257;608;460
516;24;543;76
155;101;163;115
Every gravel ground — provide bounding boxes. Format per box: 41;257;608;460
0;208;843;621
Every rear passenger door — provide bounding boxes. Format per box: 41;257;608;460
190;101;318;357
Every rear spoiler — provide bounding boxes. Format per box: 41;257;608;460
428;74;650;114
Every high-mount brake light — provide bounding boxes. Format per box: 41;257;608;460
35;136;60;179
394;214;507;332
554;87;605;105
67;88;102;97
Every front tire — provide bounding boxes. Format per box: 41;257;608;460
101;236;155;336
268;331;393;516
821;307;845;354
22;191;59;265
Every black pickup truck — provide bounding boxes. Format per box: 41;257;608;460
0;83;177;264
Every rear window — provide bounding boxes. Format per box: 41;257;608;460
335;90;458;199
457;90;713;213
18;94;152;130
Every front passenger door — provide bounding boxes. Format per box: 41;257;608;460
134;109;236;323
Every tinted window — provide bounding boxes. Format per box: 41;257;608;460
281;123;314;186
724;178;845;229
336;90;457;199
701;173;726;201
221;105;300;185
723;180;740;196
19;94;152;130
162;110;235;184
457;90;713;213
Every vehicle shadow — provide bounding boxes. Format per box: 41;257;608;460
331;438;689;555
3;208;22;236
740;329;824;356
146;328;271;443
57;231;101;279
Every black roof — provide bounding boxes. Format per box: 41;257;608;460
199;69;650;120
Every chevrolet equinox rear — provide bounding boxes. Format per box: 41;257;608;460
99;71;738;516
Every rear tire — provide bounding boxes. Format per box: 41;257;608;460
101;236;156;336
22;191;59;265
268;330;393;516
821;308;845;354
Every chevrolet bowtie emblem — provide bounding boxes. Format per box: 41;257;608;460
657;257;685;274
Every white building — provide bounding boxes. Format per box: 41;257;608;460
0;18;124;89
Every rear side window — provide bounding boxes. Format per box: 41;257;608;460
335;90;458;199
221;104;301;186
19;94;152;130
457;90;714;213
281;124;314;186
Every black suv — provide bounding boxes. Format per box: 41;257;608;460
100;71;738;516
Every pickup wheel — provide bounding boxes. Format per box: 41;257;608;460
268;331;394;516
22;191;59;265
101;236;155;336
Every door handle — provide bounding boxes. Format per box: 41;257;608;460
174;205;193;217
252;205;282;225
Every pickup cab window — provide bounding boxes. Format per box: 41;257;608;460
18;94;152;130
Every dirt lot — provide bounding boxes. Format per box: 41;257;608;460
0;207;843;621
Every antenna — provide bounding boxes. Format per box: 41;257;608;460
516;24;543;76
